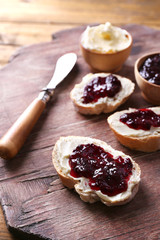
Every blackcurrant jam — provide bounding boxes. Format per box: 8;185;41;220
139;53;160;85
82;74;121;104
120;108;160;130
69;144;132;196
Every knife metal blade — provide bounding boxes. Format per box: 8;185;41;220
45;52;77;90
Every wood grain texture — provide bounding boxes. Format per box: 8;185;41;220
0;0;160;67
1;0;160;239
0;24;160;240
0;0;160;27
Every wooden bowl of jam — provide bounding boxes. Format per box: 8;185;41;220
80;23;133;73
135;52;160;105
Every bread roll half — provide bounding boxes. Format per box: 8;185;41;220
52;136;141;206
107;107;160;152
70;73;135;115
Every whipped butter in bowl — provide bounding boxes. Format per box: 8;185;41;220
80;22;132;72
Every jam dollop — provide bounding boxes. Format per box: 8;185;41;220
82;74;121;104
139;53;160;85
69;143;132;196
120;108;160;130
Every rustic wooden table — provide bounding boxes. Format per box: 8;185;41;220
0;1;160;240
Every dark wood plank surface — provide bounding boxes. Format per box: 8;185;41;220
0;24;160;240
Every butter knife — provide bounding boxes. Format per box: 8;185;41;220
0;53;77;159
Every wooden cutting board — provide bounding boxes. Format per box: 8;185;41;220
0;24;160;240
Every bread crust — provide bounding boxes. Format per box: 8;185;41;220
52;136;141;206
107;107;160;152
70;73;135;115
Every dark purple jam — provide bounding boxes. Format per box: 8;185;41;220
120;108;160;130
139;53;160;85
69;144;132;196
82;74;121;104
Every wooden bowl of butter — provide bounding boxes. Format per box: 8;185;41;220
80;22;132;73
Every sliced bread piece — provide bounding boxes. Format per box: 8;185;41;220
107;107;160;152
52;136;141;206
70;73;135;115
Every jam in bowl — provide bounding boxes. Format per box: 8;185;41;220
139;53;160;85
135;52;160;105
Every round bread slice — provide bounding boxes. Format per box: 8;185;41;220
52;136;141;206
70;73;135;115
107;107;160;152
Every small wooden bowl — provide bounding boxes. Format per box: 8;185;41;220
134;52;160;105
80;32;132;73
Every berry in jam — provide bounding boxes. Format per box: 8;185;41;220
120;108;160;130
69;144;132;196
139;53;160;85
82;74;121;104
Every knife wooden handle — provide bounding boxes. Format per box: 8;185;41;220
0;98;46;160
